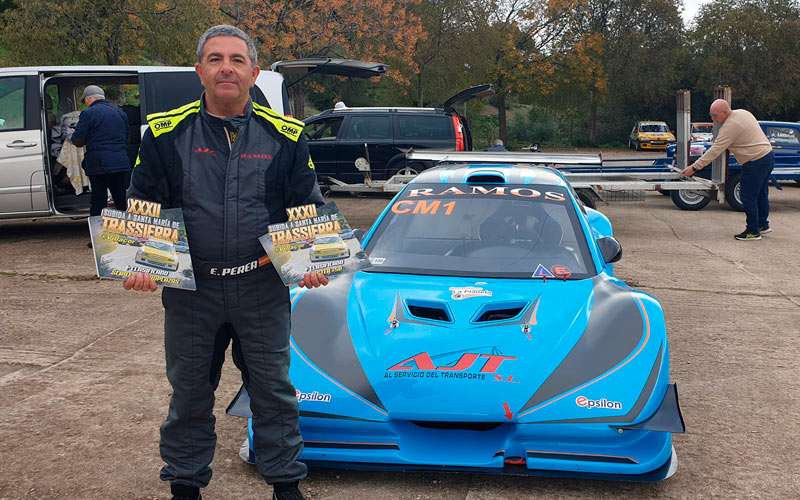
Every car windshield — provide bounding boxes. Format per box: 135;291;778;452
364;183;596;279
692;124;712;133
315;236;340;244
640;123;668;133
146;240;173;251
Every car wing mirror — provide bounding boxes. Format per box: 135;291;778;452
597;236;622;263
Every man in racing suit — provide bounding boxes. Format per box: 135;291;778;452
123;25;327;500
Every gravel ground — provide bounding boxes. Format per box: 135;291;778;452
1;182;798;499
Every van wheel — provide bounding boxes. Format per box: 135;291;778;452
724;173;744;211
670;189;711;210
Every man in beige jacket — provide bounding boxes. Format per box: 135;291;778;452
681;99;774;240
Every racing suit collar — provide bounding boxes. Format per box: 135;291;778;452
199;92;253;129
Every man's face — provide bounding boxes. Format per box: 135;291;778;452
709;108;729;125
195;36;259;104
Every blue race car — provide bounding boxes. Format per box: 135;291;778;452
228;162;685;481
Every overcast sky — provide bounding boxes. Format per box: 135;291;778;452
682;0;711;25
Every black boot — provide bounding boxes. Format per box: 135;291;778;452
272;481;306;500
171;483;202;500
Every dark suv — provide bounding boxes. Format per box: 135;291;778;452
302;85;493;184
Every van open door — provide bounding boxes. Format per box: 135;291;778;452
271;58;388;88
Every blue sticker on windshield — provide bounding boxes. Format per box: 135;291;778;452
532;264;555;278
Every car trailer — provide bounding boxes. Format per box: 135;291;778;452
325;149;716;210
324;88;742;211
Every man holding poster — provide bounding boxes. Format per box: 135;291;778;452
124;25;327;500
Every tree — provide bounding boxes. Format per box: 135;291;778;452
459;0;579;143
691;0;800;119
0;1;219;66
231;0;425;116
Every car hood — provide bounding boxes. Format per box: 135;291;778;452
143;247;174;259
290;271;650;422
312;242;346;251
638;132;673;139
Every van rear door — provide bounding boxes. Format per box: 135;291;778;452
0;73;47;216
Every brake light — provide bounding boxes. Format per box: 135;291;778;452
452;115;465;151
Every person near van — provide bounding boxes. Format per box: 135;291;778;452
681;99;774;241
70;85;131;222
123;25;328;500
486;138;507;152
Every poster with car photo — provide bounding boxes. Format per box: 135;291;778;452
259;201;369;287
87;199;196;290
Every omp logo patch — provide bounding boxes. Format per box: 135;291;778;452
152;119;172;130
575;395;622;410
281;124;300;136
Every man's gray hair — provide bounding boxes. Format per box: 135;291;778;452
196;25;258;66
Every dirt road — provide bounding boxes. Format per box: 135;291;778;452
1;186;798;499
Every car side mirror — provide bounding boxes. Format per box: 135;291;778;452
597;236;622;263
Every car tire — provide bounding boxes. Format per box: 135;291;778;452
724;172;744;211
670;189;712;210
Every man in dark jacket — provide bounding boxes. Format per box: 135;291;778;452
71;85;131;218
123;25;328;500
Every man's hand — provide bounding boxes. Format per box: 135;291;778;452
298;271;329;289
681;163;698;177
122;272;158;292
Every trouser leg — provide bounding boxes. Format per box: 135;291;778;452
740;166;760;234
159;284;228;489
107;172;128;210
88;174;110;216
757;160;774;229
228;271;307;484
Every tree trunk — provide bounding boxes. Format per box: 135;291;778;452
291;86;305;118
588;88;598;145
497;91;508;144
417;71;424;107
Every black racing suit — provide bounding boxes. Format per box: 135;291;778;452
128;96;323;489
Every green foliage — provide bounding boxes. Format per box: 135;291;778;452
0;1;219;66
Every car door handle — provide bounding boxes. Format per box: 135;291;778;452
6;140;38;148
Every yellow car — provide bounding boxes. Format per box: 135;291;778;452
135;239;179;271
629;121;676;151
310;234;350;262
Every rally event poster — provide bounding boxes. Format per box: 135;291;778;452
259;201;369;287
88;198;196;290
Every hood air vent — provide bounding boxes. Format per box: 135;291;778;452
407;301;452;323
472;301;528;323
466;173;505;184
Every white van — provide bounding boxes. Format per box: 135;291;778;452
0;65;289;221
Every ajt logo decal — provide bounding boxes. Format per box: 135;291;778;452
385;351;516;382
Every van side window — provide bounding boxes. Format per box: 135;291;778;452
141;72;203;115
342;115;392;140
396;115;452;141
0;77;26;130
305;117;343;141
